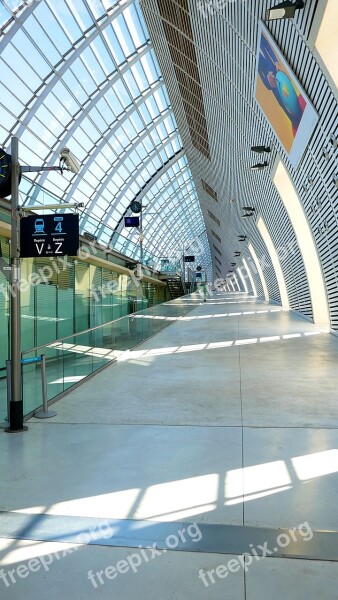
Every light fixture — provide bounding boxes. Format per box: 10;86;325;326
250;162;268;171
125;261;136;270
83;231;97;242
251;146;271;153
242;206;255;217
21;202;83;212
330;135;338;149
266;1;304;21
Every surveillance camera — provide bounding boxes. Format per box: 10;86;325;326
59;147;80;174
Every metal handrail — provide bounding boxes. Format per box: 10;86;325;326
21;295;195;355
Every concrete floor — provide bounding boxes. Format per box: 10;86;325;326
1;292;338;598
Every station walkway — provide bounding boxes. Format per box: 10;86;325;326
1;292;338;599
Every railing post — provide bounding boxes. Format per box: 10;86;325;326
34;355;57;419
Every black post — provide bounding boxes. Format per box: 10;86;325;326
5;137;27;433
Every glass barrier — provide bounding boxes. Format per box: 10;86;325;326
0;371;8;424
19;294;201;418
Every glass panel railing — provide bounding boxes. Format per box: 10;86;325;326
20;293;201;417
21;344;63;415
159;260;182;274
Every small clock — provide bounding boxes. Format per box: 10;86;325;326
130;200;142;214
0;149;12;197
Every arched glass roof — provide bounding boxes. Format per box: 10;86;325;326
0;0;211;270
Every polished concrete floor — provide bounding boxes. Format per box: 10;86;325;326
1;292;338;598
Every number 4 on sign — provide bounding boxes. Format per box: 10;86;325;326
55;221;63;233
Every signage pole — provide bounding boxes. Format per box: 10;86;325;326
182;245;186;283
6;136;27;432
139;204;143;266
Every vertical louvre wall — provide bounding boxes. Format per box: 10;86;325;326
58;262;76;339
75;261;90;333
141;0;338;327
156;0;211;159
188;0;311;315
267;4;337;323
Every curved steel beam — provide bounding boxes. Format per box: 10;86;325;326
6;0;136;146
81;122;179;232
0;2;37;53
28;45;156;196
112;148;185;234
65;105;173;213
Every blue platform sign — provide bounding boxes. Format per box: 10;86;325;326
20;213;79;258
124;216;140;228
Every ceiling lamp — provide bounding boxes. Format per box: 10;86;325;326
266;1;304;21
251;146;271;153
250;162;269;171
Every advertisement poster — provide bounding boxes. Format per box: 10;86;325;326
255;22;318;168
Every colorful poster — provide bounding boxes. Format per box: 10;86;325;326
255;22;318;168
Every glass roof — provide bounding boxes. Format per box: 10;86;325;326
0;0;211;271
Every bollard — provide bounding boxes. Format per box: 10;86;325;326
6;360;11;422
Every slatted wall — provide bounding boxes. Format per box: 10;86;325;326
141;0;338;327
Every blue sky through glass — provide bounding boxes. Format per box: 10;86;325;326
0;0;211;271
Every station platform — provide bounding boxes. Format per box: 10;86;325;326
1;292;338;599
